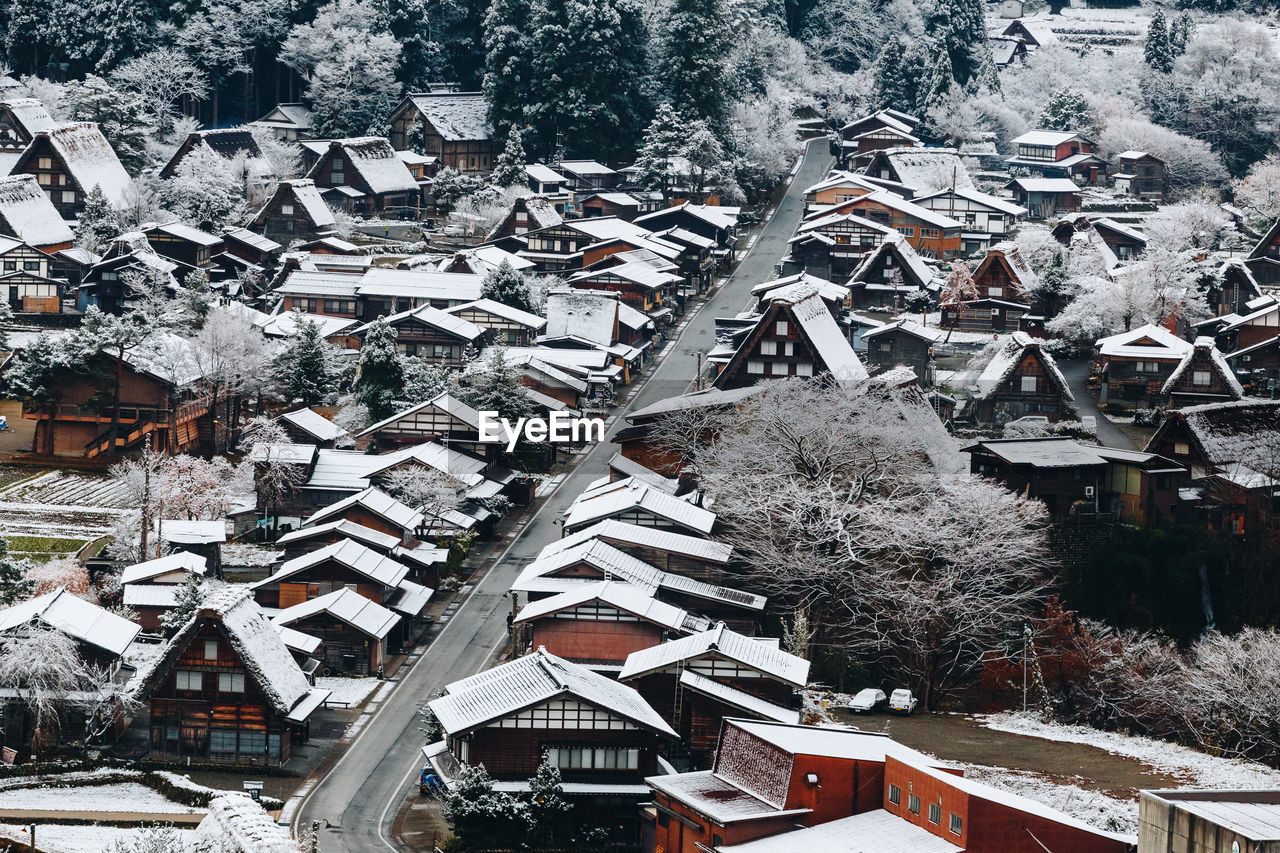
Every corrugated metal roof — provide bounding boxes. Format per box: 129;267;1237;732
678;670;799;723
564;481;716;535
619;623;809;685
546;519;733;563
272;587;400;639
718;809;964;853
305;486;425;531
514;580;706;633
121;552;208;585
258;538;409;588
0;589;140;658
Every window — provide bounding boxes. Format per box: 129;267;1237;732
888;784;901;805
1174;441;1190;455
175;670;201;691
950;814;963;835
879;341;893;352
2;262;12;271
776;320;788;336
760;340;777;356
239;732;266;754
897;226;915;237
281;203;294;215
37;157;51;170
269;733;282;759
1136;361;1161;373
22;261;38;272
794;362;813;377
929;803;942;825
209;730;237;754
908;794;921;815
747;359;765;374
1021;376;1037;393
546;747;638;770
323;299;354;314
61;190;75;204
988;287;1003;297
921;228;941;239
1192;370;1211;386
218;672;245;693
784;342;794;356
37;173;51;186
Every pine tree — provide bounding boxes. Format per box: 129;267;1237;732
401;357;452;404
161;575;204;636
480;261;536;313
660;0;733;131
527;754;573;842
924;0;991;88
482;0;533;137
356;319;405;422
490;125;528;188
872;38;912;113
1039;89;1093;133
2;332;89;454
61;75;150;174
180;271;214;329
1144;10;1173;74
77;186;122;254
0;540;32;606
442;764;532;848
920;40;957;107
273;316;337;406
459;347;534;428
1169;12;1194;56
633;104;685;200
1041;249;1069;318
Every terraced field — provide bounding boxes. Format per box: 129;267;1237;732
0;470;132;541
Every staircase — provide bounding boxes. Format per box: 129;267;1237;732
84;420;161;459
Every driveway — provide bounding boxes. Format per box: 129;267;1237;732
1058;358;1135;450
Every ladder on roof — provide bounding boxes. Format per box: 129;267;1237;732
672;660;686;733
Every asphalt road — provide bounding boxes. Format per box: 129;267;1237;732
1057;358;1136;450
291;138;833;853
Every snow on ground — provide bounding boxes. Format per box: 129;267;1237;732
0;782;204;814
981;712;1280;789
959;763;1139;835
221;542;280;567
317;675;382;706
0;471;132;540
0;823;196;853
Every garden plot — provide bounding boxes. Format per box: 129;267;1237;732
0;823;196;853
0;781;204;815
0;470;133;540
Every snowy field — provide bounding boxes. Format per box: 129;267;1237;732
0;823;196;853
0;782;204;814
0;471;132;540
317;675;383;706
960;764;1139;834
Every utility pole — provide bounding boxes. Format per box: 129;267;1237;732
1022;623;1030;713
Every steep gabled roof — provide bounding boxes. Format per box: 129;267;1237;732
1150;399;1280;469
30;122;132;206
195;793;301;853
0;174;74;247
564;480;717;535
322;138;419;195
544;289;620;347
0;588;140;658
430;647;676;736
1097;324;1192;359
254;179;336;229
0;98;55;137
278;407;350;443
867;147;975;194
849;233;936;290
975;332;1073;402
354;303;484;341
403;92;492;142
1162;337;1244;399
358;392;482;438
305;486;425;531
619;622;810;686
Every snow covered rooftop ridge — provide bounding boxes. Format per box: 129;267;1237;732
1161;337;1244;399
120;551;208;585
276;518;401;552
0;98;55;136
327;137;420;196
259;537;410;590
876;147;975;193
0;587;140;658
272;586;401;639
279;406;349;442
1097;323;1192;358
975;333;1072;402
40;122;132;206
195;793;302;853
543;289;620;347
766;286;869;383
627;384;766;421
850;233;935;290
564;479;717;534
546;519;735;564
305;486;425;531
619;622;810;685
514;580;709;633
1160;399;1280;467
429;647;676;737
0;173;74;247
445;297;546;329
406;91;493;141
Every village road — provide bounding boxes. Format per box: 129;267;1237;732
293;136;834;852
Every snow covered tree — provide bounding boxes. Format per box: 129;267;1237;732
490;125;527;188
381;465;464;523
241;418;305;531
801;0;921;77
111;48;210;138
1144;10;1173;74
659;0;733;130
482;0;533;137
923;0;992;88
192;306;271;451
481;261;536;313
872;38;914;112
429;168;483;213
356;319;404;422
2;332;90;455
1038;89;1092;133
683;120;737;203
939;260;977;339
158;145;247;232
526;0;647;160
273;315;338;407
1231;153;1280;232
60;75;149;174
1169;12;1194;56
442;763;532;848
161;575;205;636
76;186;121;254
81;306;152;456
0;540;32;606
526;754;573;842
109;436;165;562
28;557;91;597
632;104;685;200
401;356;452;404
458;347;534;428
104;825;189;853
176;0;290;126
0;627;113;756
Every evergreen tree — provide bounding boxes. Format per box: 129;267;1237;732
490;125;528;188
1144;10;1173;74
273;316;336;406
161;575;205;636
1169;12;1194;56
480;261;536;313
1039;89;1093;133
633;105;686;200
401;356;452;403
442;763;532;849
872;38;912;113
924;0;991;88
375;0;443;90
458;347;534;429
526;754;573;843
482;0;533;137
1040;248;1069;318
180;271;214;329
920;40;957;107
76;187;122;254
2;332;89;454
0;540;32;606
0;302;11;352
61;75;150;174
660;0;733;130
527;0;647;160
356;319;404;422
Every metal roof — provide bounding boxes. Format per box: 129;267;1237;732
272;587;400;640
257;538;409;589
619;623;809;685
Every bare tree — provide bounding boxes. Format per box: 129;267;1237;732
192;307;271;452
381;466;465;532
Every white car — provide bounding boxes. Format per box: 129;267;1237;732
888;688;918;715
848;688;886;714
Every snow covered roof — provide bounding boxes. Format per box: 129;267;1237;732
389;578;433;616
619;622;810;685
873;147;974;194
1097;324;1192;359
525;163;567;184
1012;130;1086;147
568;216;684;260
1007;177;1083;193
430;647;676;736
123;584;181;608
626;385;765;421
276;518;400;552
156;519;226;545
272;587;401;640
1159;399;1280;468
326;137;419;196
762;284;868;382
975;332;1072;401
962;437;1109;468
281;179;336;227
356;267;484;303
543;289;619;347
558;159;617;178
0;588;140;657
0;98;55;137
276;623;323;656
259;310;357;340
545;519;735;566
256;538;409;589
278;407;349;443
987;240;1040;291
569;259;682;292
305;486;425;531
251;103;313;131
606;452;679;493
1162;337;1244;398
362;440;490;488
515;580;709;633
445;297;545;330
195;793;301;853
803;169;881;197
679;670;799;723
356;303;484;341
358;392;482;438
861;318;943;343
442;245;535;276
564;479;717;535
405;92;493;141
750;272;849;306
914;186;1027;217
0;174;74;247
582;191;642;207
120;551;208;585
36;122;132;206
719;808;963;853
850;234;936;290
146;220;222;247
646;770;810;824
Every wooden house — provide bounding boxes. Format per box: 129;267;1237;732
388;92;495;174
524;163;571;201
942;241;1041;334
859;147;974;197
141;586;330;766
567;252;683;314
1006;130;1107;184
437;245;534;277
816;191;962;259
557;160;620;192
786;212;895;283
1096;324;1194;407
77;237;192;315
274;520;446;585
352;304;484;368
160;128;269;184
0;237;62;313
270;588;401;676
221;226;281;272
1211;259;1265;320
1246;219;1280;286
250;103;313;141
862;319;942;386
356;392;485;454
749;272;849;315
1160;337;1245;409
563;479;717;536
444;298;545;346
644;227;716;296
303;487;425;543
1005;177;1082;220
121;552;209;631
513;581;709;672
847;234;937;311
634;203;739;258
838;109;922;168
1000;18;1058;48
423;648;676;834
10;122;131;218
712;283;867;390
250;180;337;246
277;407;351;448
1114;150;1167;201
578;192;644;221
546;517;735;583
305;138;420;214
990;35;1028;67
913;187;1027;256
489;195;563;239
0;98;55;158
802;170;881;207
970;333;1074;425
963;437;1186;524
0;173;74;251
619;624;809;760
141;222;223;271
